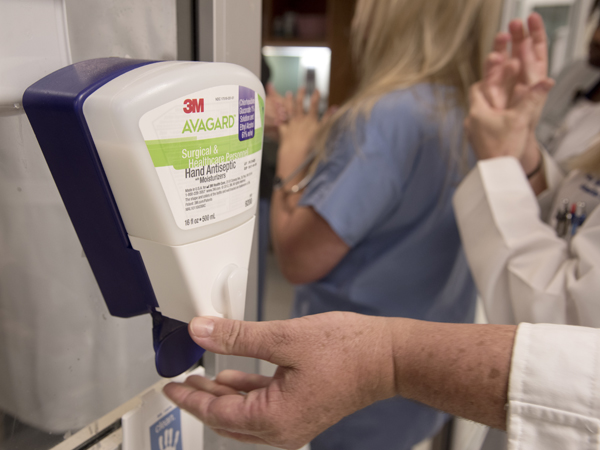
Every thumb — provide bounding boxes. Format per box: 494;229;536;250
189;316;286;363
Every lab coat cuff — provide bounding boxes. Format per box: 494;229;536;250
507;323;600;449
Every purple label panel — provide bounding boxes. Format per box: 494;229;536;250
238;86;255;141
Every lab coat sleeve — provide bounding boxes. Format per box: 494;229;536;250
452;156;600;326
508;323;600;450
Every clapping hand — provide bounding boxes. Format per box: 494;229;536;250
264;83;288;141
465;13;554;174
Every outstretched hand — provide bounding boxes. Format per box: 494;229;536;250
163;312;395;450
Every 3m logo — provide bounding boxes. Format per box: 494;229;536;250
183;98;204;114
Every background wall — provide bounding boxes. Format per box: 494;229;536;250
0;0;177;439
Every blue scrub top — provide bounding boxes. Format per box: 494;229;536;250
295;85;477;450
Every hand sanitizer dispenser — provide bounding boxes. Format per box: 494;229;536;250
23;58;264;377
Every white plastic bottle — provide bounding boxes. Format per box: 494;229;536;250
83;61;265;323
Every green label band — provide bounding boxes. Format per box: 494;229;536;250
145;127;263;170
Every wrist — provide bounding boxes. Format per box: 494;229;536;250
525;154;543;179
528;162;547;194
274;150;316;195
386;317;416;398
273;173;311;195
519;135;542;175
520;142;547;193
276;142;310;177
351;316;400;407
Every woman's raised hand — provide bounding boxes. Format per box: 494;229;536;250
276;88;334;182
465;13;554;172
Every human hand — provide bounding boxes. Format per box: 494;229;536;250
163;312;396;449
466;13;553;170
276;87;330;179
482;13;549;109
508;13;552;173
465;75;553;163
509;13;549;86
264;83;287;141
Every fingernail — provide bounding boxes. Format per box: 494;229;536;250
190;317;214;338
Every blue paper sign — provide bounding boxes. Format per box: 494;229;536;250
150;408;183;450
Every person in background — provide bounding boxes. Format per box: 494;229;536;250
454;13;600;328
453;13;600;448
162;14;600;450
266;0;502;448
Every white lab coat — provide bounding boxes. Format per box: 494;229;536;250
453;156;600;449
509;323;600;450
454;156;600;327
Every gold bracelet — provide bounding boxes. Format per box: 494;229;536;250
273;152;316;193
279;172;314;194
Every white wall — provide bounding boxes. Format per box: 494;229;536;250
0;0;177;433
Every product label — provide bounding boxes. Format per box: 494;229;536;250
149;407;182;450
139;85;263;229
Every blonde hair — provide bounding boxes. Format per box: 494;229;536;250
569;136;600;176
313;0;502;168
